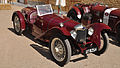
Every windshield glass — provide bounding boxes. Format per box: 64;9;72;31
36;4;53;16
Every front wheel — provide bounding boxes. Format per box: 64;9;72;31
49;34;71;66
94;32;109;55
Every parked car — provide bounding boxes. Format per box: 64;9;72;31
67;3;120;42
12;4;110;66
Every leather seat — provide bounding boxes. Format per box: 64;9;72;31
30;11;37;24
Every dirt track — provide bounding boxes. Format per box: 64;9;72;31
0;5;120;68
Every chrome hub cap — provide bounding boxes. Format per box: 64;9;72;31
14;16;20;32
51;38;66;62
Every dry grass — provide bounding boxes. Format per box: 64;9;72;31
0;4;11;10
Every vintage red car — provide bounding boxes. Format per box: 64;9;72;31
12;4;110;66
67;2;120;42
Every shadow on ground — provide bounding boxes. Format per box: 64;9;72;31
70;57;87;62
8;28;17;35
30;44;54;61
109;35;120;47
8;28;48;46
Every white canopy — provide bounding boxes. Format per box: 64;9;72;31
56;0;66;7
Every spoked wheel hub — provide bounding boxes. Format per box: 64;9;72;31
14;16;21;33
50;34;71;66
51;38;66;62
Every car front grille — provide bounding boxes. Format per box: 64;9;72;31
75;29;87;43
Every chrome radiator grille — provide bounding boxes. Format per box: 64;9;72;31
75;29;87;43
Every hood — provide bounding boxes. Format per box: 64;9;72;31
43;14;79;31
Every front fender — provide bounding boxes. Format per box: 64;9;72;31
50;27;71;36
90;23;111;47
42;27;71;40
12;11;26;30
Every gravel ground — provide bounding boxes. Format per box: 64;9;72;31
0;5;120;68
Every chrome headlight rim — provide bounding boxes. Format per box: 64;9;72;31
74;24;85;31
88;27;94;36
59;23;64;27
77;14;82;19
70;30;77;39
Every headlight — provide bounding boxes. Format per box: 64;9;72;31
100;19;102;22
88;27;94;36
70;30;77;39
59;23;64;27
77;14;81;19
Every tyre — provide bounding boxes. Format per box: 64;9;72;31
13;14;22;35
49;34;71;66
94;32;109;56
67;9;80;22
116;25;120;43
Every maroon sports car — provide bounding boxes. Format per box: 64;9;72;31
12;4;110;66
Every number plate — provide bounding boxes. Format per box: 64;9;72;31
86;48;97;54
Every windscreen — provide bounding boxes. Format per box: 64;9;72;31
36;4;53;16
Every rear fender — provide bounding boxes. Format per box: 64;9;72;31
72;6;82;19
89;23;111;48
12;11;26;30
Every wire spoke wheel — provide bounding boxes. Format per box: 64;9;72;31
49;34;71;66
51;38;66;62
99;34;104;50
13;14;22;35
94;32;109;56
14;16;21;33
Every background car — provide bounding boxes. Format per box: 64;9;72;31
67;3;120;43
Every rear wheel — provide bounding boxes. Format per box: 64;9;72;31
94;32;109;55
49;34;71;66
13;14;22;35
116;25;120;43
